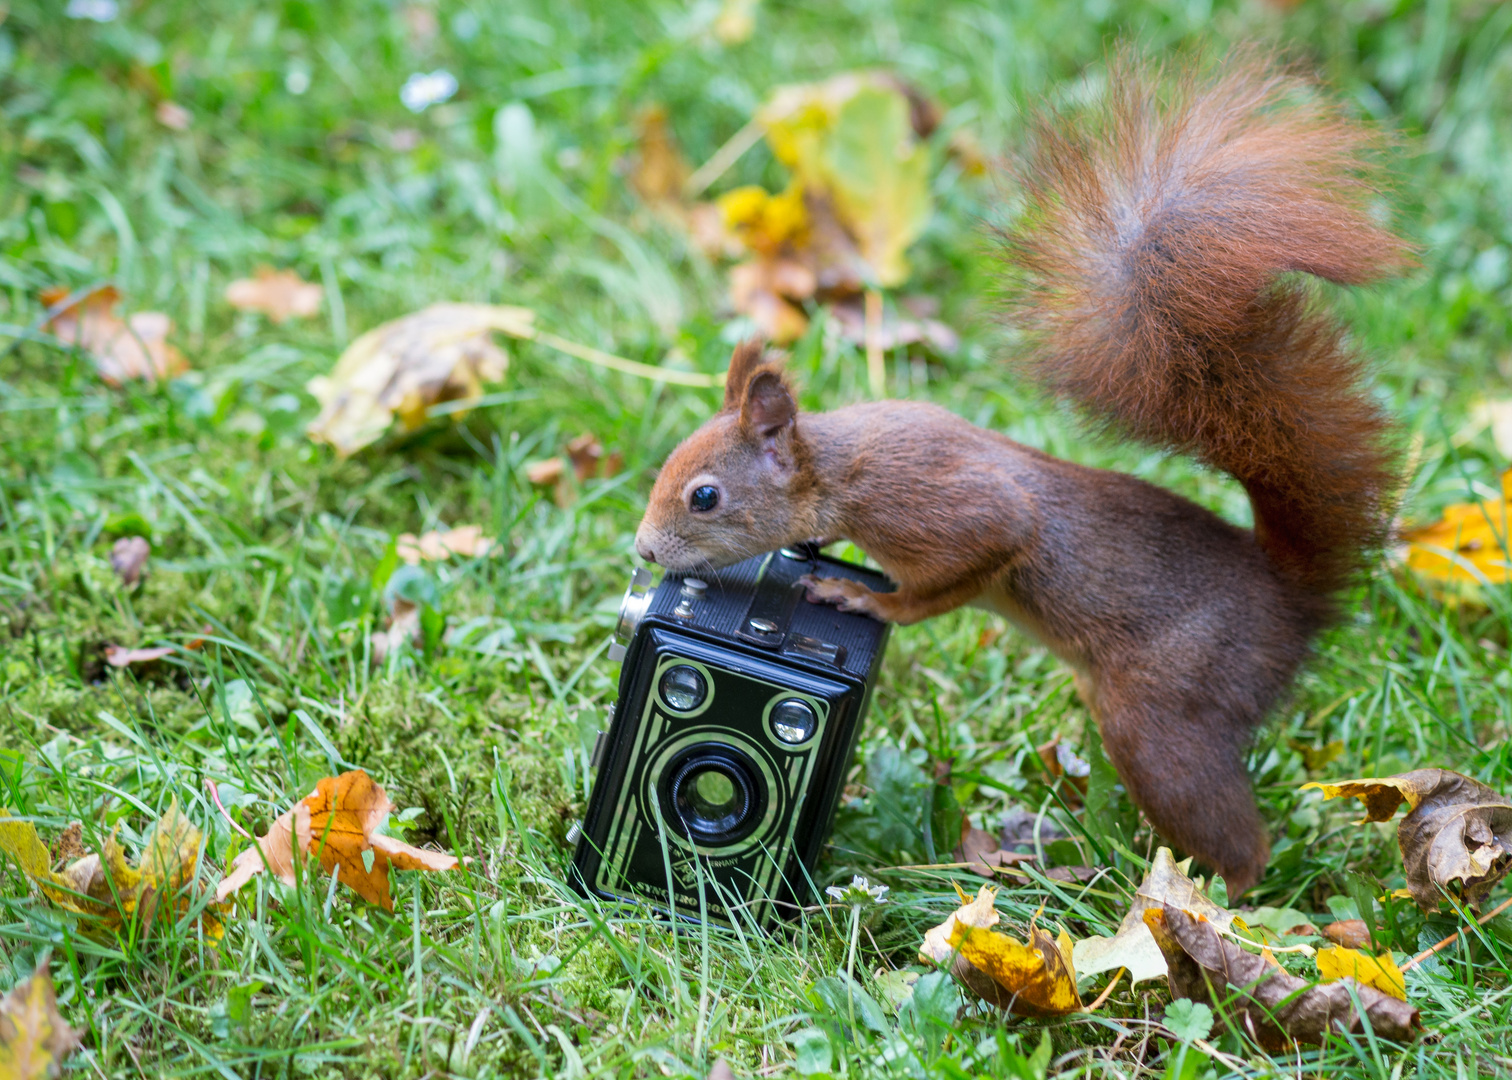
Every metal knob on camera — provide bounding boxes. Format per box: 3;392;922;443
609;567;656;662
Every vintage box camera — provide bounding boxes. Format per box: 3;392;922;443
569;545;891;932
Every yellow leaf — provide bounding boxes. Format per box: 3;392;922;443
757;74;931;287
919;884;1081;1016
306;303;527;457
1301;776;1424;822
0;811;54;881
0;956;82;1080
1402;470;1512;585
717;184;808;254
1316;946;1408;1000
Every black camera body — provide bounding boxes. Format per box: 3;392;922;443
570;546;891;932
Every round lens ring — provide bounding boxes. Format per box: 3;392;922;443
769;698;817;744
668;753;756;842
659;665;707;712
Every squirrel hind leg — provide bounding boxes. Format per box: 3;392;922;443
1092;685;1271;896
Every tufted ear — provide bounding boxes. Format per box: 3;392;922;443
739;367;797;443
721;339;769;413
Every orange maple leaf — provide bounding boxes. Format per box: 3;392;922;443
41;285;187;385
216;770;458;912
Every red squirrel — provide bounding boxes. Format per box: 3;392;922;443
632;55;1408;894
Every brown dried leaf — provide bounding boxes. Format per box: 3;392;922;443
225;266;323;324
953;818;1035;878
0;956;81;1080
49;824;85;867
565;433;605;482
1305;769;1512;910
110;536;150;586
1144;904;1421;1050
42;285;187;386
1073;847;1234;986
628;105;691;210
396;525;495;563
1322;919;1372;949
104;644;176;667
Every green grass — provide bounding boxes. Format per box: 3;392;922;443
3;0;1512;1076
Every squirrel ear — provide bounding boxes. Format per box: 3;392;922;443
722;339;768;413
740;368;797;441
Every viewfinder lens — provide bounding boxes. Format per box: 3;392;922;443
659;665;707;712
770;698;817;744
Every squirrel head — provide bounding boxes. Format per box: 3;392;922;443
635;341;818;572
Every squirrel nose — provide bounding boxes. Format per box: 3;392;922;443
636;538;658;564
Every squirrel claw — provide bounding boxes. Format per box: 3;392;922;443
800;574;874;615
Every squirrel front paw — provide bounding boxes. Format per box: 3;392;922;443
799;574;885;620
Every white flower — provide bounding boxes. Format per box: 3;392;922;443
825;875;889;906
66;0;118;20
1056;741;1091;778
400;70;458;113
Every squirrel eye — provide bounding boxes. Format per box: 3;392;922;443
689;485;719;512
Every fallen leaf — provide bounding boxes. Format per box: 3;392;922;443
1073;847;1235;987
396;525;495;564
1304;769;1512;910
110;535;150;586
1289;739;1345;771
104;644;176;667
306;303;527;457
953;817;1036;878
1321;919;1372;949
628;105;691;211
215;770;457;912
1401;470;1512;586
565;433;604;482
42;285;187;385
1467;399;1512;460
0;955;81;1080
525;458;565;486
919;884;1081;1016
828;294;958;355
998;805;1067;853
713;0;758;44
1045;865;1098;884
49;824;85;866
1144;905;1420;1049
728;256;814;342
759;74;931;286
224;266;323;324
1316;947;1407;1001
0;802;222;941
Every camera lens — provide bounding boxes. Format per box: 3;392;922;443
668;749;760;843
659;665;707;712
769;698;817;744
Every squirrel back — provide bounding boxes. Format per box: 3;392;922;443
1003;52;1410;624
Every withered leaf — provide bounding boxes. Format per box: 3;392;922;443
104;644;176;668
396;525;495;564
1316;947;1407;1001
628;105;691;210
1401;469;1511;586
0;955;81;1080
42;285;187;386
1073;847;1234;986
306;303;527;457
225;266;323;324
1145;905;1421;1050
216;770;457;912
110;535;150;586
1305;769;1512;910
1321;919;1372;950
953;818;1035;879
919;884;1081;1016
0;803;222;942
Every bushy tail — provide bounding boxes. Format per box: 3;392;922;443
1003;51;1410;622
